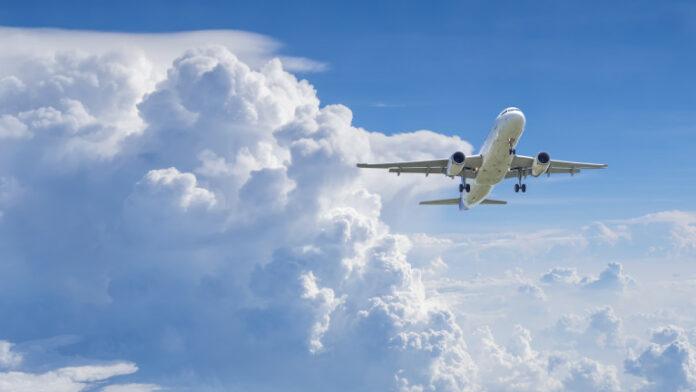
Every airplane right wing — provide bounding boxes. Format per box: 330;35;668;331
357;155;483;177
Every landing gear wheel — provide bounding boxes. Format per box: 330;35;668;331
465;184;470;193
459;184;464;193
459;184;471;193
514;184;520;193
509;148;516;155
521;184;527;193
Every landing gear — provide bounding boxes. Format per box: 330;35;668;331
508;138;517;155
509;148;516;155
459;177;470;193
514;169;527;193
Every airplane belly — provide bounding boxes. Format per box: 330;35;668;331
475;121;523;185
466;183;492;206
476;146;512;185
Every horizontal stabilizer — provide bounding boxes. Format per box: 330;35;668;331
480;198;507;205
419;198;459;205
419;198;507;206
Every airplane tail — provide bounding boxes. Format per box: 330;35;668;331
419;197;507;210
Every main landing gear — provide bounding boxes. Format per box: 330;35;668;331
459;177;470;193
514;169;527;193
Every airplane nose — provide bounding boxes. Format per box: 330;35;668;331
505;110;525;128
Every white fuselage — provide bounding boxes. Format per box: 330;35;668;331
465;107;526;207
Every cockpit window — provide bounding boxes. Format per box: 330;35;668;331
499;107;520;116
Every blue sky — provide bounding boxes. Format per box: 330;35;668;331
0;1;695;391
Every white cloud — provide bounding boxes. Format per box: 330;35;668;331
563;358;621;392
539;262;634;292
551;306;625;350
583;262;635;291
141;167;217;211
540;267;583;285
625;326;696;391
0;362;139;392
0;342;21;369
0;114;29;139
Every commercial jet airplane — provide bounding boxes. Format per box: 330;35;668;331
357;107;607;210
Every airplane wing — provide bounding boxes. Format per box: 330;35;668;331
510;155;607;177
357;155;483;177
511;155;607;170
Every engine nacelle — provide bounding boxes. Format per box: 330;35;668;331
532;152;551;177
446;151;466;176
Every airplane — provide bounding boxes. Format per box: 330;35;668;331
357;107;607;210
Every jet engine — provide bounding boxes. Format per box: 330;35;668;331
531;152;551;177
446;151;466;176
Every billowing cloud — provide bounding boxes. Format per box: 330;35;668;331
0;28;479;391
625;326;696;391
539;262;635;292
562;358;621;392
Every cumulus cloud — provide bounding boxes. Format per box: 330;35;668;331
562;357;621;392
540;267;583;285
583;262;635;291
551;306;625;350
469;325;622;392
539;262;634;292
0;28;481;391
625;326;696;391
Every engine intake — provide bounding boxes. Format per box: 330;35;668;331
532;152;551;177
447;151;466;176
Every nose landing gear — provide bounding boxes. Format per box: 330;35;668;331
508;138;517;155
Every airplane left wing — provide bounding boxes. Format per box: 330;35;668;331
510;154;607;178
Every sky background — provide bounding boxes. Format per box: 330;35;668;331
0;1;695;391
